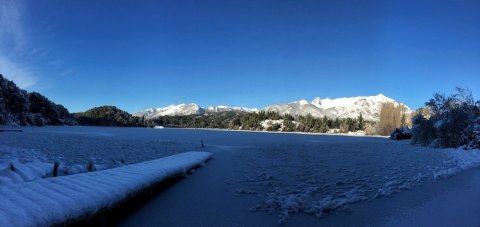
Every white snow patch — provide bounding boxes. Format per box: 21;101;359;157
260;119;284;130
253;186;367;224
431;148;480;180
297;100;309;105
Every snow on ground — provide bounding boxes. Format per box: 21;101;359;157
2;126;480;225
260;119;284;130
240;143;480;224
0;151;212;226
0;145;54;185
0;159;53;185
379;166;480;226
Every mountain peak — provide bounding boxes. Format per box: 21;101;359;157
265;94;410;121
135;103;203;119
375;94;388;99
311;97;322;107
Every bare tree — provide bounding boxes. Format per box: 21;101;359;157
376;102;407;135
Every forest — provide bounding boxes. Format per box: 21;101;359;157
0;74;73;126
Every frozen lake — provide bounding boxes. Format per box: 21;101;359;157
2;126;480;225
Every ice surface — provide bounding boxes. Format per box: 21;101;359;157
0;151;212;226
0;126;202;168
241;142;480;224
2;126;480;225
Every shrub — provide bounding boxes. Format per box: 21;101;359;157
412;88;479;149
411;115;436;146
463;116;480;150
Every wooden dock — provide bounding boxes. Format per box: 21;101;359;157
0;151;212;226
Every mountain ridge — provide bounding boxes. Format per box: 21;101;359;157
135;94;410;121
134;104;258;119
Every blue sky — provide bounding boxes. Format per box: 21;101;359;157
1;0;479;113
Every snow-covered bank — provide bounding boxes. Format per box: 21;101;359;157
245;146;480;224
175;126;387;138
381;165;480;226
309;163;480;227
0;151;212;226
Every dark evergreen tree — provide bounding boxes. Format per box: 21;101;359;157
357;113;365;130
0;74;73;126
282;117;295;132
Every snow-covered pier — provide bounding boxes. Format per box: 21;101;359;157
0;151;212;226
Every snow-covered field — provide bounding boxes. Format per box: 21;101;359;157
1;126;480;226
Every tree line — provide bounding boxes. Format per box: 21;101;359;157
146;110;371;133
73;106;143;127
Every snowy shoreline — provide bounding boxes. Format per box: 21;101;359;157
5;125;388;138
314;164;480;226
161;126;389;138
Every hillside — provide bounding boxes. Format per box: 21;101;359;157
74;106;142;127
0;74;73;126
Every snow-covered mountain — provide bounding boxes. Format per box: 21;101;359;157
135;94;409;121
263;100;327;118
134;104;257;119
204;106;259;113
264;94;410;121
134;104;204;119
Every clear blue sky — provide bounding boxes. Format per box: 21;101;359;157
1;0;479;113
